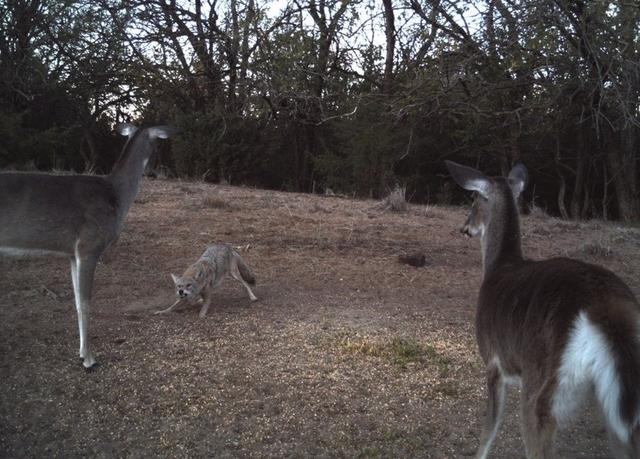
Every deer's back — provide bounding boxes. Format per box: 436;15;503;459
0;172;119;255
477;257;639;377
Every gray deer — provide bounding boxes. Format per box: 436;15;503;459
0;124;174;370
445;161;640;458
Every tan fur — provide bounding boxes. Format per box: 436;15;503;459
155;244;258;318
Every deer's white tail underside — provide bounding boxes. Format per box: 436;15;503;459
554;312;638;444
444;160;640;457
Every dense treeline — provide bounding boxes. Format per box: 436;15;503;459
1;0;639;220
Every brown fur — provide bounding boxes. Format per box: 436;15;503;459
445;160;640;458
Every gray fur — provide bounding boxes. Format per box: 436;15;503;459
0;125;174;369
156;244;258;318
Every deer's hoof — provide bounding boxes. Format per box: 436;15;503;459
83;361;99;373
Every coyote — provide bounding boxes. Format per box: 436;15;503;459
155;244;258;317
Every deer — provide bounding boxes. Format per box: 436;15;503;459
0;124;175;370
445;160;640;458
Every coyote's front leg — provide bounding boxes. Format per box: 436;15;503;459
199;291;212;318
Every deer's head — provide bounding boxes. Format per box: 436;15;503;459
445;161;527;238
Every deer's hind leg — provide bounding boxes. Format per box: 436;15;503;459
521;378;558;459
476;362;508;459
604;412;640;459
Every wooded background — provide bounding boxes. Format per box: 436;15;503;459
1;0;639;220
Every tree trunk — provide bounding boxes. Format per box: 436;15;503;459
570;148;586;220
608;131;640;221
610;2;640;221
557;172;569;220
382;0;395;95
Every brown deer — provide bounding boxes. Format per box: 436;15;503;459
445;160;640;458
0;124;175;370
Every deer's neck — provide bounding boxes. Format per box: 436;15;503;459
108;133;153;222
481;193;523;278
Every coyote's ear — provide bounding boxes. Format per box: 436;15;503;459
170;273;179;284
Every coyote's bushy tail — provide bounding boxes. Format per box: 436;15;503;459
234;252;256;285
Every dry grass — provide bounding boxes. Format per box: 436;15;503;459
178;184;196;194
383;184;408;212
340;336;425;363
528;200;550;219
201;194;232;209
580;238;614;258
1;178;639;458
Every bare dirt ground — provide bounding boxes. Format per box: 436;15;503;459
2;178;640;458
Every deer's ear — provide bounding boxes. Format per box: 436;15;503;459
148;126;177;139
445;160;491;198
117;123;138;137
508;163;528;198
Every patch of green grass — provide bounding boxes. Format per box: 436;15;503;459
389;338;424;367
381;429;405;442
357;446;383;458
339;337;386;357
338;336;451;370
423;343;452;374
433;381;459;397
